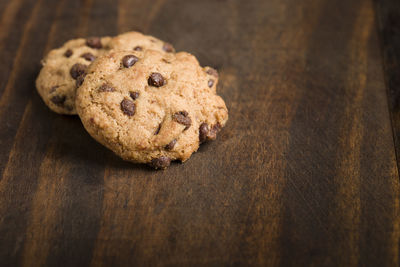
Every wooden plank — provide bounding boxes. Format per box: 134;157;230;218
279;1;400;266
0;0;42;177
38;1;120;266
0;0;398;266
376;1;400;168
0;0;64;265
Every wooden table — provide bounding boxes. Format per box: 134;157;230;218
1;0;399;266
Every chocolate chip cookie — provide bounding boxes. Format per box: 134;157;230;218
75;50;228;169
36;32;175;115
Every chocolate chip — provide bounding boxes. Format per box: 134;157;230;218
51;95;66;106
50;86;59;93
98;83;115;92
86;37;102;49
148;72;165;87
149;156;171;169
129;91;139;100
206;67;219;78
172;111;191;130
120;98;136;116
70;63;87;79
64;49;73;57
81;52;96;61
199;123;209;143
122;55;139;68
177;110;188;116
76;75;85;87
133;46;142;51
154;124;161;135
165;139;177;150
208;79;214;88
207;123;222;140
162;42;174;53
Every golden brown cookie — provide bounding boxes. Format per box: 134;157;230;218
75;50;228;169
36;32;175;115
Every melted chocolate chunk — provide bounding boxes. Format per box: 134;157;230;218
148;72;166;87
208;79;214;88
50;86;59;93
165;139;177;150
64;49;73;57
76;75;85;87
207;123;222;140
86;37;102;49
51;95;66;106
122;55;139;68
129;91;139;100
98;83;115;92
81;52;96;61
70;63;87;79
162;42;174;52
206;67;219;78
133;46;142;51
154;124;161;135
172;111;192;130
199;122;209;143
120;98;136;116
149;156;171;169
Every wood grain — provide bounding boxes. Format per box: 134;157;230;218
376;1;400;170
0;0;399;266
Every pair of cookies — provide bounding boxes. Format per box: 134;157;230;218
36;31;228;169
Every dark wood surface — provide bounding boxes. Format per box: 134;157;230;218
0;0;399;266
377;0;400;172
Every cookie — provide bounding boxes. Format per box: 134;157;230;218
110;31;175;54
75;50;228;169
36;32;175;115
